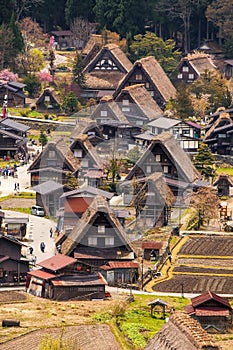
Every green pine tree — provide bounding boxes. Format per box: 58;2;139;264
194;143;215;180
172;82;194;119
9;13;24;55
72;53;86;89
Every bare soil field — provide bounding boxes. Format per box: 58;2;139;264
178;236;233;256
0;291;121;349
0;198;35;209
153;235;233;294
0;324;121;350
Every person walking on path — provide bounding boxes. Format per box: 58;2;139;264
50;227;53;238
40;241;45;253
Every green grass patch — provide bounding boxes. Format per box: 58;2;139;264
93;295;190;349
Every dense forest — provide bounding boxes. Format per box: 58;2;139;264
0;0;232;56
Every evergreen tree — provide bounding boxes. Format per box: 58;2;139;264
23;74;41;97
0;0;14;25
62;92;79;113
193;143;215;180
171;82;194;119
72;53;86;88
39;131;48;148
64;172;79;189
9;13;24;55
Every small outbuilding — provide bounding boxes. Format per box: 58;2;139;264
213;174;233;197
142;241;163;260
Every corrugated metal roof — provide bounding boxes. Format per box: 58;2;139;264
108;261;139;269
191;291;232;309
195;307;230;317
142;241;163;250
28;269;56;280
38;254;77;271
51;272;107;286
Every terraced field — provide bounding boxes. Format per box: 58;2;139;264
152;235;233;294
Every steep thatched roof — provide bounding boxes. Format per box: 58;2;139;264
117;84;163;121
144;312;220;350
70;134;104;167
143;173;175;206
82;34;103;57
36;88;60;108
214;173;233;187
69;119;101;139
204;111;233;140
83;44;133;90
114;56;176;103
92;96;129;124
125;131;200;183
28;138;80;173
182;51;217;76
60;195;134;255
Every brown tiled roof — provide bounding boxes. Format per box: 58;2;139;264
191;291;232;309
38;254;77;271
144;312;221;350
51;272;107;286
28;269;56;280
108;261;139;269
118;84;163;120
61;195;135;256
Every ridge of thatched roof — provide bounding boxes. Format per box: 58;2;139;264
82;34;103;56
70;119;100;139
183;51;217;75
204;111;232;140
95;96;129;123
119;84;163;120
36;88;60;105
84;73;122;89
136;56;176;101
145;173;175;206
145;312;220;350
70;134;103;167
83;44;132;74
28;138;80;173
125;131;200;183
61;195;135;255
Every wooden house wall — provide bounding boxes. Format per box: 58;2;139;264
31;171;67;186
0;260;29;283
78;214;126;249
177;61;199;82
0;88;25;107
52;285;105;300
0;239;21;260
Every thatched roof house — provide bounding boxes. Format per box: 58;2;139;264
36;88;60;111
69;119;104;145
177;51;217;83
82;44;133;96
144;312;221;350
91;95;129;124
115;84;163;126
59;195;135;259
114;56;176;109
28;138;80;186
124;131;200;195
82;34;103;66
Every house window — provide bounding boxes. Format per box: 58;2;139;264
146;165;152;173
101;110;107;117
150;91;154;97
45;96;50;102
188;74;194;79
163;165;169;173
145;82;150;88
105;237;114;246
155;154;161;162
98;225;105;234
182;66;189;72
88;237;97;246
135;74;142;80
49;150;56;158
177;74;182;79
219;134;226;138
122;99;129;106
74;149;82;157
122;107;130;112
81;159;89;167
